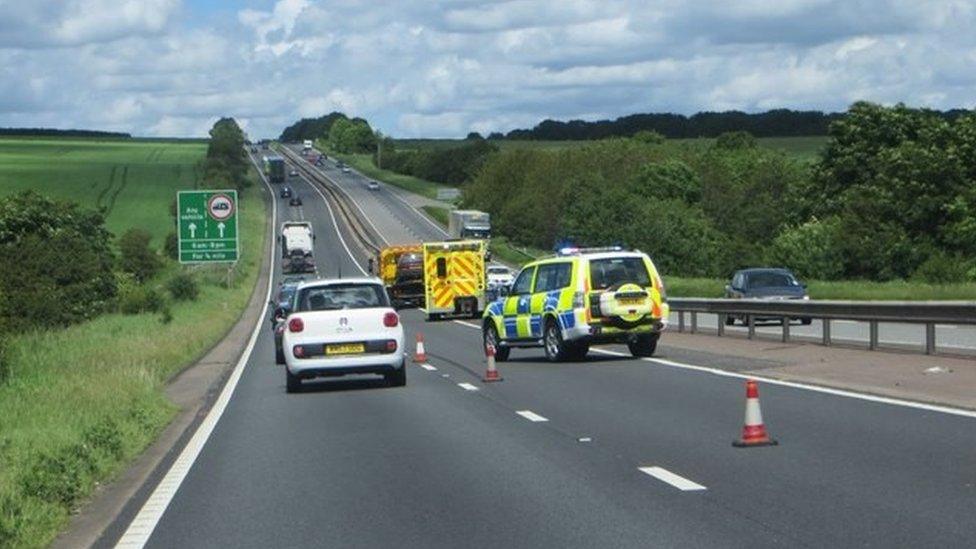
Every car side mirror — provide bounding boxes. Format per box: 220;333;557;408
497;286;510;297
273;306;289;321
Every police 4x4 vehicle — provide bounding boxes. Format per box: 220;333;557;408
482;247;668;362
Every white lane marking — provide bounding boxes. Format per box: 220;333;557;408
116;153;279;548
419;363;437;371
386;186;450;237
458;382;479;391
590;348;976;419
639;466;707;491
516;410;549;422
292;160;367;275
453;319;480;330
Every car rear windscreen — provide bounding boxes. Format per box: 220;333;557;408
298;283;390;311
746;272;798;288
589;257;651;290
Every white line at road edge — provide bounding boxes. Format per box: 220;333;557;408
116;153;278;548
590;348;976;420
419;363;437;371
458;382;479;391
516;410;549;422
639;466;707;491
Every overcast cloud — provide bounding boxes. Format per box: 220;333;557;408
0;0;973;138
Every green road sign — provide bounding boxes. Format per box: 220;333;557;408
177;190;239;264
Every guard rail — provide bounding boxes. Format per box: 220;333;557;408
667;298;976;355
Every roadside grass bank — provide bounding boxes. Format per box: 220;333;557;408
0;175;267;547
663;277;976;300
326;151;449;200
420;205;449;227
0;138;207;244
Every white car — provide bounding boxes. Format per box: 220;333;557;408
486;265;514;289
367;180;380;191
281;278;405;392
341;166;351;173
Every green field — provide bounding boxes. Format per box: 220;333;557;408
0;140;267;547
0;138;207;244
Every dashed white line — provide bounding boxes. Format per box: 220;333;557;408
457;382;479;391
453;319;481;330
516;410;549;422
639;466;707;491
419;363;437;371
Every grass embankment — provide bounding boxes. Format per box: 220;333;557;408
0;138;207;244
420;205;449;226
662;277;976;300
328;151;449;201
0;141;267;547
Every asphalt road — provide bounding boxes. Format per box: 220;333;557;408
109;150;976;548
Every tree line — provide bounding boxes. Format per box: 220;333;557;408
0;127;131;138
463;102;976;283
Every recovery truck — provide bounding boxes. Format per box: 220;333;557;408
376;245;425;308
422;239;487;320
280;222;315;274
448;210;491;239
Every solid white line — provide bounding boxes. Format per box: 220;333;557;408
292;160;367;276
458;382;479;391
589;348;976;419
516;410;549;422
453;319;481;330
639;466;707;491
115;152;278;548
419;363;437;371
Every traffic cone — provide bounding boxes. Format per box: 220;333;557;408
413;333;427;363
733;380;777;447
483;344;502;382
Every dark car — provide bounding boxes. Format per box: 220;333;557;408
279;186;292;198
289;195;303;207
725;268;810;325
270;282;300;363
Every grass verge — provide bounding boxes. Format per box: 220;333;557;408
663;276;976;300
420;205;449;227
326;150;450;200
0;180;267;547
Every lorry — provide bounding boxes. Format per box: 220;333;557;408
448;210;491;240
263;155;285;184
376;245;425;308
302;139;313;153
422;240;487;320
280;222;315;274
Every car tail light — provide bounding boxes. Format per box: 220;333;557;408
293;345;305;358
288;317;304;333
383;312;399;327
385;340;397;352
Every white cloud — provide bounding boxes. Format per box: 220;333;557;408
1;0;975;137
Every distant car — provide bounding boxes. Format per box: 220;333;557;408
315;157;324;167
336;161;345;168
366;180;379;191
486;265;514;289
341;166;351;173
724;268;811;325
281;278;406;392
279;186;292;198
270;282;301;363
289;195;303;207
289;169;299;177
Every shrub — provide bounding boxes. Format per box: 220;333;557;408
767;218;845;280
632;130;665;144
166;272;199;301
119;228;161;283
163;231;179;260
911;252;971;283
715;130;757;150
119;285;165;315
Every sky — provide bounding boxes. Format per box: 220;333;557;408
1;0;974;138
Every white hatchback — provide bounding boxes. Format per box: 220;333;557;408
281;278;405;392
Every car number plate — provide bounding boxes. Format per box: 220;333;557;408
618;298;643;305
325;343;365;355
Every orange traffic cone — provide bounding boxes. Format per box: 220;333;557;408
733;380;777;447
413;333;427;363
483;344;502;382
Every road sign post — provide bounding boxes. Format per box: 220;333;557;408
177;190;240;264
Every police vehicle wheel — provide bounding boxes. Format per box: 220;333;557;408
628;333;658;358
567;342;589;361
543;320;568;362
483;323;510;361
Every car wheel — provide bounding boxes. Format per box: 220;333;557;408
801;317;813;326
724;314;735;326
543;319;568;362
386;361;406;387
628;333;659;357
567;341;589;361
427;312;442;322
285;367;301;393
483;322;511;362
